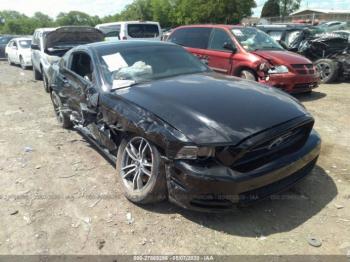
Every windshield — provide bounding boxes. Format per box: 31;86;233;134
97;45;209;88
18;40;31;48
127;24;159;38
0;37;12;44
232;27;283;51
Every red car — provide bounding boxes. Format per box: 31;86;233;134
168;25;320;94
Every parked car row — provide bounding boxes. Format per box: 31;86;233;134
0;23;322;212
167;25;320;94
258;23;350;83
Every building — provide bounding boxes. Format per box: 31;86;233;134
290;9;350;22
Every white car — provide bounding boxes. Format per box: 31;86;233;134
95;21;162;41
5;37;32;69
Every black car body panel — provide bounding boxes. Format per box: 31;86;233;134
48;41;321;211
112;72;306;145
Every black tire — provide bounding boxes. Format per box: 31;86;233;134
50;91;73;129
239;69;257;81
20;56;27;70
116;136;167;204
43;73;49;93
315;59;338;84
33;67;42;81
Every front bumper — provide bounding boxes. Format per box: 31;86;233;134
261;72;320;94
166;130;321;212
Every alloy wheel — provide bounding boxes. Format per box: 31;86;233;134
121;137;153;191
316;62;331;82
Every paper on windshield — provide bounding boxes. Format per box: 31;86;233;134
102;52;128;72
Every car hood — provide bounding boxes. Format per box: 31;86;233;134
253;50;312;65
113;73;308;145
45;26;104;49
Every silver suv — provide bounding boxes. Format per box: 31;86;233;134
31;26;104;92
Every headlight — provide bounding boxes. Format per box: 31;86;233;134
268;65;289;74
175;146;215;160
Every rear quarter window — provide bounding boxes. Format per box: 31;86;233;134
168;27;212;49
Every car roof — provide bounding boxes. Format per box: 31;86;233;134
175;24;239;30
85;40;177;51
96;21;160;27
13;37;32;41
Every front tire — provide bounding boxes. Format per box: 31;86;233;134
116;136;167;204
33;67;42;81
315;59;338;83
239;69;257;81
50;91;73;129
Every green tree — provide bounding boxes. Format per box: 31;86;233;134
280;0;301;18
56;11;100;26
174;0;256;25
261;0;280;18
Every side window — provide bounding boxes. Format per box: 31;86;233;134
208;29;234;51
169;27;212;49
13;41;17;48
268;31;283;41
69;52;95;83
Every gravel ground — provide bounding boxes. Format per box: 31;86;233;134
0;61;349;255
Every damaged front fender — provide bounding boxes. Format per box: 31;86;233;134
99;92;193;158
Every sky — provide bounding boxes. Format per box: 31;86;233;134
0;0;134;18
0;0;349;18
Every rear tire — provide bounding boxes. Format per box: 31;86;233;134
50;91;73;129
315;59;338;83
33;67;42;81
116;136;167;204
239;69;257;81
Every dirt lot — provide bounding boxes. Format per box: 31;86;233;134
0;61;349;255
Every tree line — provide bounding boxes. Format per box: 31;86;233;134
0;0;256;35
261;0;301;18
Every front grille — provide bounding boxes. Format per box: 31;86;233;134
238;157;318;205
291;64;315;75
218;120;314;173
294;82;318;89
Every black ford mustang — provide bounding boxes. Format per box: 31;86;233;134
48;41;321;211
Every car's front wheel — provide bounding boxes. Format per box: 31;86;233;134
116;136;167;204
239;69;257;81
33;67;42;81
50;91;73;129
315;59;338;83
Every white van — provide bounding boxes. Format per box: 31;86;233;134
96;21;162;41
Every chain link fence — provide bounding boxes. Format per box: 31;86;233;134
265;13;350;25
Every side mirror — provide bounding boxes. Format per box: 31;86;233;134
223;42;237;53
31;44;39;50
